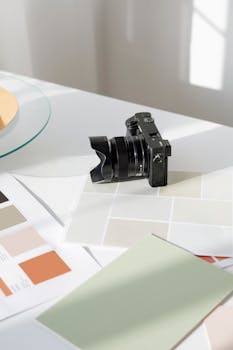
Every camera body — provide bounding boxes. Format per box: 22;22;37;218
125;112;171;187
89;112;171;187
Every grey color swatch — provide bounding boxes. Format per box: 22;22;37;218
0;205;26;231
67;193;113;244
172;198;232;226
104;219;168;247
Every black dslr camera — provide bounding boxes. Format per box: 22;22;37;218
89;112;171;187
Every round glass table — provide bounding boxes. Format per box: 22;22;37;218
0;74;51;158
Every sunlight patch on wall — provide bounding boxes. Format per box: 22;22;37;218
189;0;229;90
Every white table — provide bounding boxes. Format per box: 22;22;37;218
1;72;233;349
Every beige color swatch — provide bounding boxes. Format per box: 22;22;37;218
104;219;168;247
0;227;46;256
203;171;232;200
205;306;233;350
160;171;202;198
173;198;232;226
0;205;26;231
0;87;18;130
112;195;171;221
117;179;158;195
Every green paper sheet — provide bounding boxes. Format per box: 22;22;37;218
38;235;233;350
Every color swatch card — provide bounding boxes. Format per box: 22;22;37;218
205;305;233;350
67;167;233;257
38;235;233;350
0;173;100;320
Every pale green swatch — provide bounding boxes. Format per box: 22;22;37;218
38;235;233;350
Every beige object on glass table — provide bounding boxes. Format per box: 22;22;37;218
0;87;18;129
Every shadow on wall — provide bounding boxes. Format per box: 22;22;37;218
0;0;233;126
24;0;101;92
0;0;102;92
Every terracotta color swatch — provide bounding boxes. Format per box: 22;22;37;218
216;256;229;261
197;255;215;263
0;278;12;296
19;251;71;284
0;227;46;257
0;87;18;130
0;191;8;203
205;306;233;350
0;205;26;231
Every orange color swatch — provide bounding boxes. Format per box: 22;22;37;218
216;256;229;261
0;278;12;296
19;251;71;285
197;255;215;263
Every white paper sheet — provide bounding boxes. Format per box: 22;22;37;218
0;173;100;320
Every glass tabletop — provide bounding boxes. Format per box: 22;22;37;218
0;74;51;158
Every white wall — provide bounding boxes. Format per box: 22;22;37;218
0;0;102;92
0;0;33;77
0;0;233;126
101;0;233;126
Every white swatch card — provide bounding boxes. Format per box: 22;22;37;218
0;173;100;320
66;167;233;257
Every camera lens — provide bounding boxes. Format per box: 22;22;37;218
89;112;171;187
89;135;149;183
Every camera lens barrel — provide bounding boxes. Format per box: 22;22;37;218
111;135;148;179
89;135;149;183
